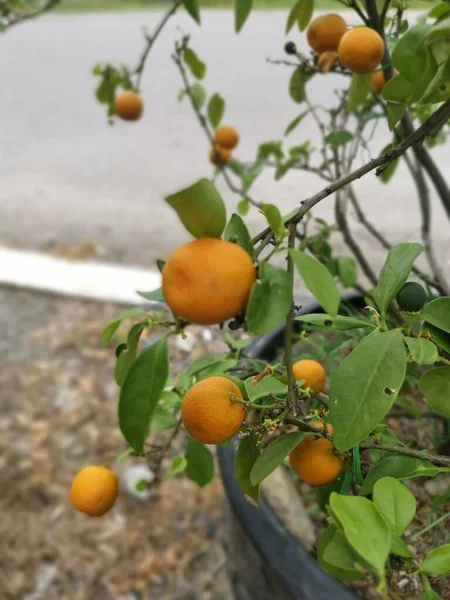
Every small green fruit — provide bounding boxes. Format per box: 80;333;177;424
396;282;427;312
285;42;297;55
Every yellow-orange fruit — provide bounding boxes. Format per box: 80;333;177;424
214;125;239;150
162;238;256;325
181;376;245;444
70;466;118;517
338;27;384;75
210;145;231;167
114;90;143;121
289;423;343;486
292;359;326;395
307;13;348;54
371;70;386;94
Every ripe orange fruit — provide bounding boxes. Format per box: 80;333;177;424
292;359;326;395
181;376;245;444
307;13;348;54
70;466;118;517
209;145;231;167
317;50;339;73
338;27;384;74
371;70;386;94
214;125;239;150
289;423;343;486
162;238;256;325
114;90;143;121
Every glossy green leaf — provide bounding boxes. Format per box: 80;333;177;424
421;544;450;576
317;526;363;582
136;288;165;302
151;405;177;430
386;101;407;130
336;256;358;288
422;323;450;354
359;456;444;496
118;338;169;452
115;323;147;386
183;0;200;24
237;198;250;216
284;111;308;136
373;477;416;535
392;23;429;82
245;375;287;402
196;358;238;379
290;250;340;318
183;48;206;80
429;1;450;19
404;337;438;365
382;73;415;104
165;178;226;238
235;0;253;33
235;435;260;504
329;493;391;575
246;263;293;335
250;432;306;485
185;439;214;487
101;309;147;344
418;366;450;417
289;67;310;104
207;93;225;128
347;73;372;112
261;203;285;243
286;0;314;33
167;456;188;477
373;243;424;315
190;83;206;110
296;313;374;330
326;130;353;147
330;329;406;452
422;297;450;334
391;534;413;558
224;213;254;258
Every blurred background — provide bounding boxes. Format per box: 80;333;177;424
0;1;448;599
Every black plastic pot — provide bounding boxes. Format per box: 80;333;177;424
217;295;364;600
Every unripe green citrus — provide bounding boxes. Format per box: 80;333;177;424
396;282;427;312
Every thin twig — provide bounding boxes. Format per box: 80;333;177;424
2;0;59;29
284;225;297;406
359;441;450;468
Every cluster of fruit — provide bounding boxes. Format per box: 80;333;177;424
286;13;387;93
209;124;239;167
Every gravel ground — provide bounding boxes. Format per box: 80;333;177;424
0;289;233;600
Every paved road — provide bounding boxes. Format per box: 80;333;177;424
0;10;449;279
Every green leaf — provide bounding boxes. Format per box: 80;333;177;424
118;339;169;453
207;93;225;128
383;73;415;104
373;243;424;315
261;203;285;243
245;375;287;402
183;48;206;80
422;297;450;334
165;178;226;238
317;526;363;582
101;308;147;344
135;478;148;492
359;456;443;496
418;366;450;418
246;263;293;335
392;23;429;82
224;213;255;258
289;67;310;104
296;313;374;330
286;0;314;33
136;288;165;302
386;102;407;130
156;259;166;273
185;439;214;487
185;354;228;377
284;111;308;136
242;162;264;192
190;83;206;110
390;533;413;558
195;358;238;379
394;394;422;419
115;323;147;386
290;250;340;318
373;477;416;535
250;432;305;486
423;323;450;354
429;1;450;20
326;130;353;147
347;74;372;112
167;456;188;477
421;585;442;600
404;337;438;365
151;405;177;430
329;329;407;452
336;257;358;288
235;0;252;33
378;143;400;184
329;493;391;576
235;435;260;504
421;544;450;576
183;0;200;24
237;198;250;216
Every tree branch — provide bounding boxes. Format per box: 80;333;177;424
359;441;450;468
2;0;59;29
284;225;297;406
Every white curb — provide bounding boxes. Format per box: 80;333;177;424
0;247;161;305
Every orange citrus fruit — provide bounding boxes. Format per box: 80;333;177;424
209;145;231;167
292;359;326;395
307;13;348;54
371;70;386;94
289;423;343;486
70;466;118;517
114;90;143;121
162;238;256;325
338;27;384;74
181;376;245;444
214;125;239;150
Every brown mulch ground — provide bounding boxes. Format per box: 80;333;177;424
0;288;233;600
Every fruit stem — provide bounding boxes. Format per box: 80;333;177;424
438;356;450;366
284;224;297;406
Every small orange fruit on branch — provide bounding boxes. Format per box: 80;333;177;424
210;145;231;167
181;376;245;444
338;27;384;75
214;125;239;150
70;465;118;517
114;90;143;121
307;13;348;54
292;359;326;395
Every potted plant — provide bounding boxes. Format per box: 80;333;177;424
70;1;450;599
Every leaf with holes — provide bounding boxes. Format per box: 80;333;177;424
422;297;450;334
404;337;438;365
296;314;374;330
418;366;450;418
373;477;416;535
207;93;225;128
250;432;306;485
329;329;406;452
235;435;260;504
